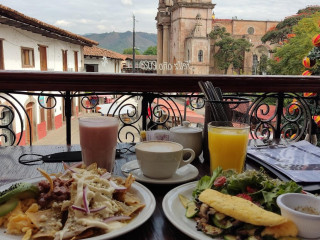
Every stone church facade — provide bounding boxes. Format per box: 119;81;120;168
156;0;279;75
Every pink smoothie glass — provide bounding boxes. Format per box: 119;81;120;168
79;116;118;172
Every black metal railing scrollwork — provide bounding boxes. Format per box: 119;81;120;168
0;90;318;146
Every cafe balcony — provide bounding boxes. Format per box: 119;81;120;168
1;70;320;147
1;70;320;240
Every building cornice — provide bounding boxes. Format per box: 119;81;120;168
170;2;215;12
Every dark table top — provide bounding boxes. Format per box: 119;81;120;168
0;143;317;240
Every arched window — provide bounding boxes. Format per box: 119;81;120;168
248;27;254;35
187;50;190;62
198;50;203;62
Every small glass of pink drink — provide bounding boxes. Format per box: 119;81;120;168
79;116;118;172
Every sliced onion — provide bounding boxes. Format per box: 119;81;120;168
90;206;106;213
109;180;127;191
104;216;131;223
70;162;83;168
62;161;77;174
72;205;106;213
101;172;111;179
71;205;86;212
83;186;90;214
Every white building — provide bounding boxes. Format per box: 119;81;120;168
84;45;125;73
0;4;97;145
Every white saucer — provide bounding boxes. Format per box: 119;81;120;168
121;160;199;184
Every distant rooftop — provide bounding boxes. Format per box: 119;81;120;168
84;46;126;60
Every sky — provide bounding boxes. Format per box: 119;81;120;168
1;0;320;35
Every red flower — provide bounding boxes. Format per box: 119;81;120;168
289;99;299;114
287;33;296;39
314;115;320;127
303;92;317;97
302;57;316;68
302;70;312;76
312;34;320;47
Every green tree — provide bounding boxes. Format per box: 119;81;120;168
143;46;157;55
267;12;320;75
262;6;320;44
209;27;252;74
123;48;141;55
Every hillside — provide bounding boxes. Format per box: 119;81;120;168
83;31;157;54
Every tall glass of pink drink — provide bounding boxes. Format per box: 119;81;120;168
79;116;118;172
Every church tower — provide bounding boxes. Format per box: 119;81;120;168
156;0;215;74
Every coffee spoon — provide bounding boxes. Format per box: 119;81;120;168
122;167;140;174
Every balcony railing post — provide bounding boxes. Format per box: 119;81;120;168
275;92;284;139
141;93;155;130
65;91;72;145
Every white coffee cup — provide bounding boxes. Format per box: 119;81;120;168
135;141;195;179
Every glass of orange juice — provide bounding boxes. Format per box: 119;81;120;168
208;121;250;173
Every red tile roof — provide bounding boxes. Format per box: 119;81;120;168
84;46;126;60
0;4;98;46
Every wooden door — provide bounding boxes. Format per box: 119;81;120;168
39;45;47;71
47;98;53;130
74;51;78;72
0;39;4;70
62;50;68;71
26;104;33;145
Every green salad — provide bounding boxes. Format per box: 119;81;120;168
193;167;302;214
181;167;303;240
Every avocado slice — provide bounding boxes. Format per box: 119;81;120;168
247;236;260;240
178;194;191;208
185;201;198;218
224;235;237;240
0;182;39;204
0;198;19;217
212;213;233;229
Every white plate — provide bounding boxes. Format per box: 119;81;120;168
0;177;156;240
162;182;311;240
162;181;221;240
121;160;199;184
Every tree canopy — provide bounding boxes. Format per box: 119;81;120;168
209;27;252;74
262;6;320;44
123;48;141;55
267;12;320;75
143;46;157;55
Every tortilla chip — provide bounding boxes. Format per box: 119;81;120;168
115;200;145;216
26;208;62;239
199;189;287;227
262;220;298;238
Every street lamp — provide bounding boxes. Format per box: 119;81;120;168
132;14;136;73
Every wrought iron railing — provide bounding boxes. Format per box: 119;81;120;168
0;70;320;146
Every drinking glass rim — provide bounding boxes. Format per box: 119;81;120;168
208;121;250;129
78;116;119;126
79;116;118;122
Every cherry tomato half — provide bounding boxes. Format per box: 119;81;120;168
213;176;227;187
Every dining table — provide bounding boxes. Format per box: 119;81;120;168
0;142;317;240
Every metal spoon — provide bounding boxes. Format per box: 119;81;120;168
122;167;140;174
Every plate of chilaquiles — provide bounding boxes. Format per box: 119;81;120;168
0;163;156;240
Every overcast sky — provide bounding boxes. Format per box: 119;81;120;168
1;0;319;35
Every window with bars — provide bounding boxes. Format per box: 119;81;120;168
21;47;35;68
198;50;203;62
